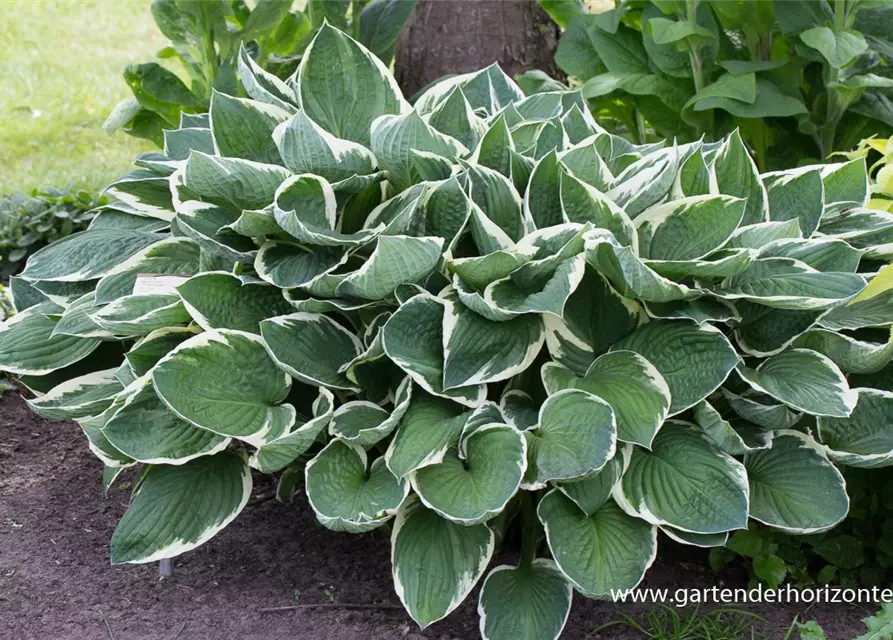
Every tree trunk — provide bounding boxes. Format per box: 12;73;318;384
394;0;561;98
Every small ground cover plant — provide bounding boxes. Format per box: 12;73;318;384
540;0;893;168
0;187;101;277
105;0;416;146
4;24;893;640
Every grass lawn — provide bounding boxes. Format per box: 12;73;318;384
0;0;166;194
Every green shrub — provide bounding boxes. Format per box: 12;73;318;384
105;0;416;146
0;188;100;278
537;0;893;168
5;24;893;640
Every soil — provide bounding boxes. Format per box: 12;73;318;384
0;392;878;640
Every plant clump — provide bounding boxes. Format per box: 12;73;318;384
4;23;893;640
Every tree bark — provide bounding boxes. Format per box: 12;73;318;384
394;0;561;98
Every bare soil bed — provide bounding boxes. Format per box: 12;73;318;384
0;392;876;639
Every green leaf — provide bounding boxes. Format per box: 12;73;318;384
297;22;408;145
736;348;856;417
209;91;290;164
152;330;295;447
237;45;297;112
89;294;191;337
648;17;714;48
260;312;362;390
273;110;377;184
612;320;739;414
306;439;409;532
561;169;635;247
542;350;670;449
103;376;229;464
555;15;605;81
619;421;749;534
123;62;202;126
338;235;444;300
110;450;251;564
713;130;768;226
538;0;586;29
763;168;825;237
249;388;335;472
385;391;471;478
745;432;849;534
371;110;465;191
538;493;656;596
715;258;866;310
329;378;411;446
636;195;745;261
752;555;787;588
0;303;100;375
793;329;893;374
178;272;292;333
694;73;756;104
25;368;122;421
382;294;486;407
412;424;526;524
391;496;494;628
692;400;773;456
443;301;544;389
524;389;616;487
478;560;573;640
358;0;418;64
800;26;868;69
20;230;162;282
557;456;624;517
817;389;893;467
183;151;290;213
428;87;487;152
125;327;202;376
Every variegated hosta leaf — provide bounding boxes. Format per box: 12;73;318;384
20;230;162;282
691;400;773;456
89;294;191;337
306;440;408;533
103;376;230;465
93;237;201;304
612;320;739;414
618;421;749;534
817;389;893;468
606;146;678;217
478;560;572;640
297;22;408;146
152;330;295;447
237;44;297;112
541;351;670;449
543;265;645;375
391;496;494;628
273;110;377;185
260;312;363;390
412;424;526;524
538;492;656;596
385;391;470;478
636;195;745;261
745;432;849;533
560;169;635;247
736;348;856;417
125;326;202;376
792;329;893;374
466;165;526;242
110;450;251;564
713;129;768;226
758;238;860;274
255;242;346;289
443;300;544;389
714;258;866;310
372;110;466;191
763;167;824;237
557;456;624;517
720;388;802;430
584;229;695;303
428;86;487;152
209;90;290;164
249;388;335;473
182;152;290;214
382;294;486;406
26;368;122;421
523;389;616;488
328;378;412;446
103;170;175;220
177;272;293;333
338;235;444;300
0;302;100;375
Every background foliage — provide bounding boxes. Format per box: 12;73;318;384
538;0;893;169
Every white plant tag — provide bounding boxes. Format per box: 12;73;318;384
132;274;189;296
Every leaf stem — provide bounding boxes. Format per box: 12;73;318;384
520;491;540;569
685;0;713;140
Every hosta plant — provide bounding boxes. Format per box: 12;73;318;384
6;24;893;640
